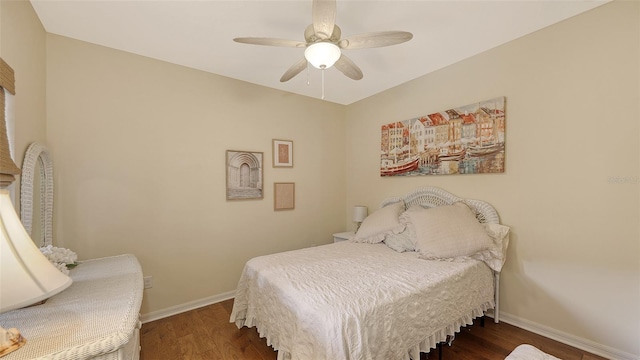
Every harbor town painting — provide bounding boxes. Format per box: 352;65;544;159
380;97;505;176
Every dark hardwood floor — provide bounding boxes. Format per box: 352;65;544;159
140;299;608;360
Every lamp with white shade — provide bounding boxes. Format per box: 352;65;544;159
0;57;72;356
352;205;368;231
0;189;73;356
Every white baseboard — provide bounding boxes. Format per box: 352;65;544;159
499;312;638;360
140;290;235;324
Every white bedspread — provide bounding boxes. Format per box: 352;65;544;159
230;242;495;360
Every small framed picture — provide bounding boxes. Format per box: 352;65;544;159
273;139;293;167
274;182;295;210
226;150;264;200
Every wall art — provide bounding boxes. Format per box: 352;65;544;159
226;150;264;200
380;96;505;176
273;139;293;167
274;182;295;210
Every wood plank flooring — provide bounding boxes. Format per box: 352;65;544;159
140;299;608;360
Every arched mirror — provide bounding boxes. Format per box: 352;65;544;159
20;142;54;247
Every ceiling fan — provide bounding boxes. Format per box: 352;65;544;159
233;0;413;84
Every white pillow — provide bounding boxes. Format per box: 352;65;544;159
401;202;492;259
384;230;415;252
352;201;405;244
470;223;510;272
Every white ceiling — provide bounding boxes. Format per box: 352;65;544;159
30;0;609;105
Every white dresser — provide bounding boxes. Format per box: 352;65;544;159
0;254;143;360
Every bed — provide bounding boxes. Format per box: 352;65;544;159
230;187;510;360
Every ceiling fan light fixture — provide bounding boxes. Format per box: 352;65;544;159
304;42;341;69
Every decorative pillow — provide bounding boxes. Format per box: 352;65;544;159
352;201;405;244
383;230;415;252
470;223;510;272
398;205;423;245
401;201;492;259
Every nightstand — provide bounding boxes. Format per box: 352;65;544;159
332;231;355;243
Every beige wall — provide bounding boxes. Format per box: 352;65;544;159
0;0;47;210
345;1;639;357
45;34;347;315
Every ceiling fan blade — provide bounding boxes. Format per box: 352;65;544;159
338;31;413;50
312;0;336;40
334;55;363;80
280;58;308;82
234;37;306;48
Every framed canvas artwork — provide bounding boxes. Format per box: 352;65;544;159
380;96;505;176
226;150;264;200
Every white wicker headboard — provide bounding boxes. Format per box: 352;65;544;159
381;187;502;323
380;187;500;224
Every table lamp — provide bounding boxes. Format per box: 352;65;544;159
352;205;368;231
0;189;72;356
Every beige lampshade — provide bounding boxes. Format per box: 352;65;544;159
352;206;368;223
0;190;72;313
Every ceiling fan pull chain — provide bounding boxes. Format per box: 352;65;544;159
307;62;310;86
321;68;325;100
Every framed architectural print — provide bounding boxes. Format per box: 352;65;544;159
273;139;293;167
226;150;264;200
274;182;295;210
